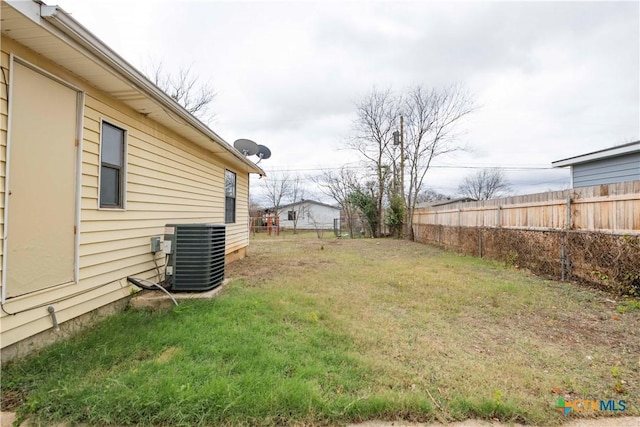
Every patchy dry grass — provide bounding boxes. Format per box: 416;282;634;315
3;236;638;426
231;237;640;424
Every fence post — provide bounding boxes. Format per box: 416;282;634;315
561;237;565;281
497;206;502;228
562;195;572;280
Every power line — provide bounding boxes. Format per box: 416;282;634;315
259;163;560;174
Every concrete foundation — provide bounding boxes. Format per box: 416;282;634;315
128;279;229;310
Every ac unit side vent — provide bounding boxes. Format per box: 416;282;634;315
164;223;226;291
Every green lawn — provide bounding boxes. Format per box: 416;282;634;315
2;237;638;426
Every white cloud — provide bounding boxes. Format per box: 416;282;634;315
56;0;639;199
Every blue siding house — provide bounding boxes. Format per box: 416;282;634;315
552;141;640;188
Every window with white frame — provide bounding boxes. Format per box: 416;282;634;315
99;121;126;208
225;170;236;223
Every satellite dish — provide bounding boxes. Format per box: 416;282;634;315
256;145;271;161
233;139;259;156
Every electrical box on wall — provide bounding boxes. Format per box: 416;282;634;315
150;236;162;253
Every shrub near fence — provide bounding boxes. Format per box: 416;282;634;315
412;181;640;295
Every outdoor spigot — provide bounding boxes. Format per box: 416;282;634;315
47;305;60;331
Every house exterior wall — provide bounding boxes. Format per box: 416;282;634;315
277;202;340;230
572;153;640;188
0;36;250;350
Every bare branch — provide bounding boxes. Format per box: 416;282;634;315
288;174;305;233
416;188;450;203
403;83;476;238
143;59;216;124
457;168;511;200
346;87;400;237
343;83;475;238
262;172;292;212
310;167;361;238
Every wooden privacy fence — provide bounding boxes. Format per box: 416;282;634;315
413;181;640;234
412;181;640;294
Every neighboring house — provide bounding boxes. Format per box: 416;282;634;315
552;141;640;188
277;200;340;230
0;0;264;357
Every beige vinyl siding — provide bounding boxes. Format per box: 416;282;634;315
1;37;251;349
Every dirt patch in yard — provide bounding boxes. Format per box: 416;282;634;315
0;391;25;412
491;290;639;354
228;238;342;282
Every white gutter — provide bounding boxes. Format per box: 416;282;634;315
36;3;264;176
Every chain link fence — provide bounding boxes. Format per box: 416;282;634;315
413;224;640;295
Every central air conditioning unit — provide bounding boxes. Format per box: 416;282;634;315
164;223;226;291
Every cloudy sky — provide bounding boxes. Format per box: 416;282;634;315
56;0;639;203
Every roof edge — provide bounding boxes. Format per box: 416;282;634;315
552;141;640;168
277;199;340;210
34;2;264;175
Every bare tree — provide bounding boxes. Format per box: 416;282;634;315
145;60;216;123
458;168;511;200
416;188;450;203
289;174;305;234
311;167;360;238
346;84;474;239
402;84;475;239
346;88;399;237
307;211;326;239
262;172;291;218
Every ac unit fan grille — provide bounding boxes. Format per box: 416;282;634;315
165;224;226;291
